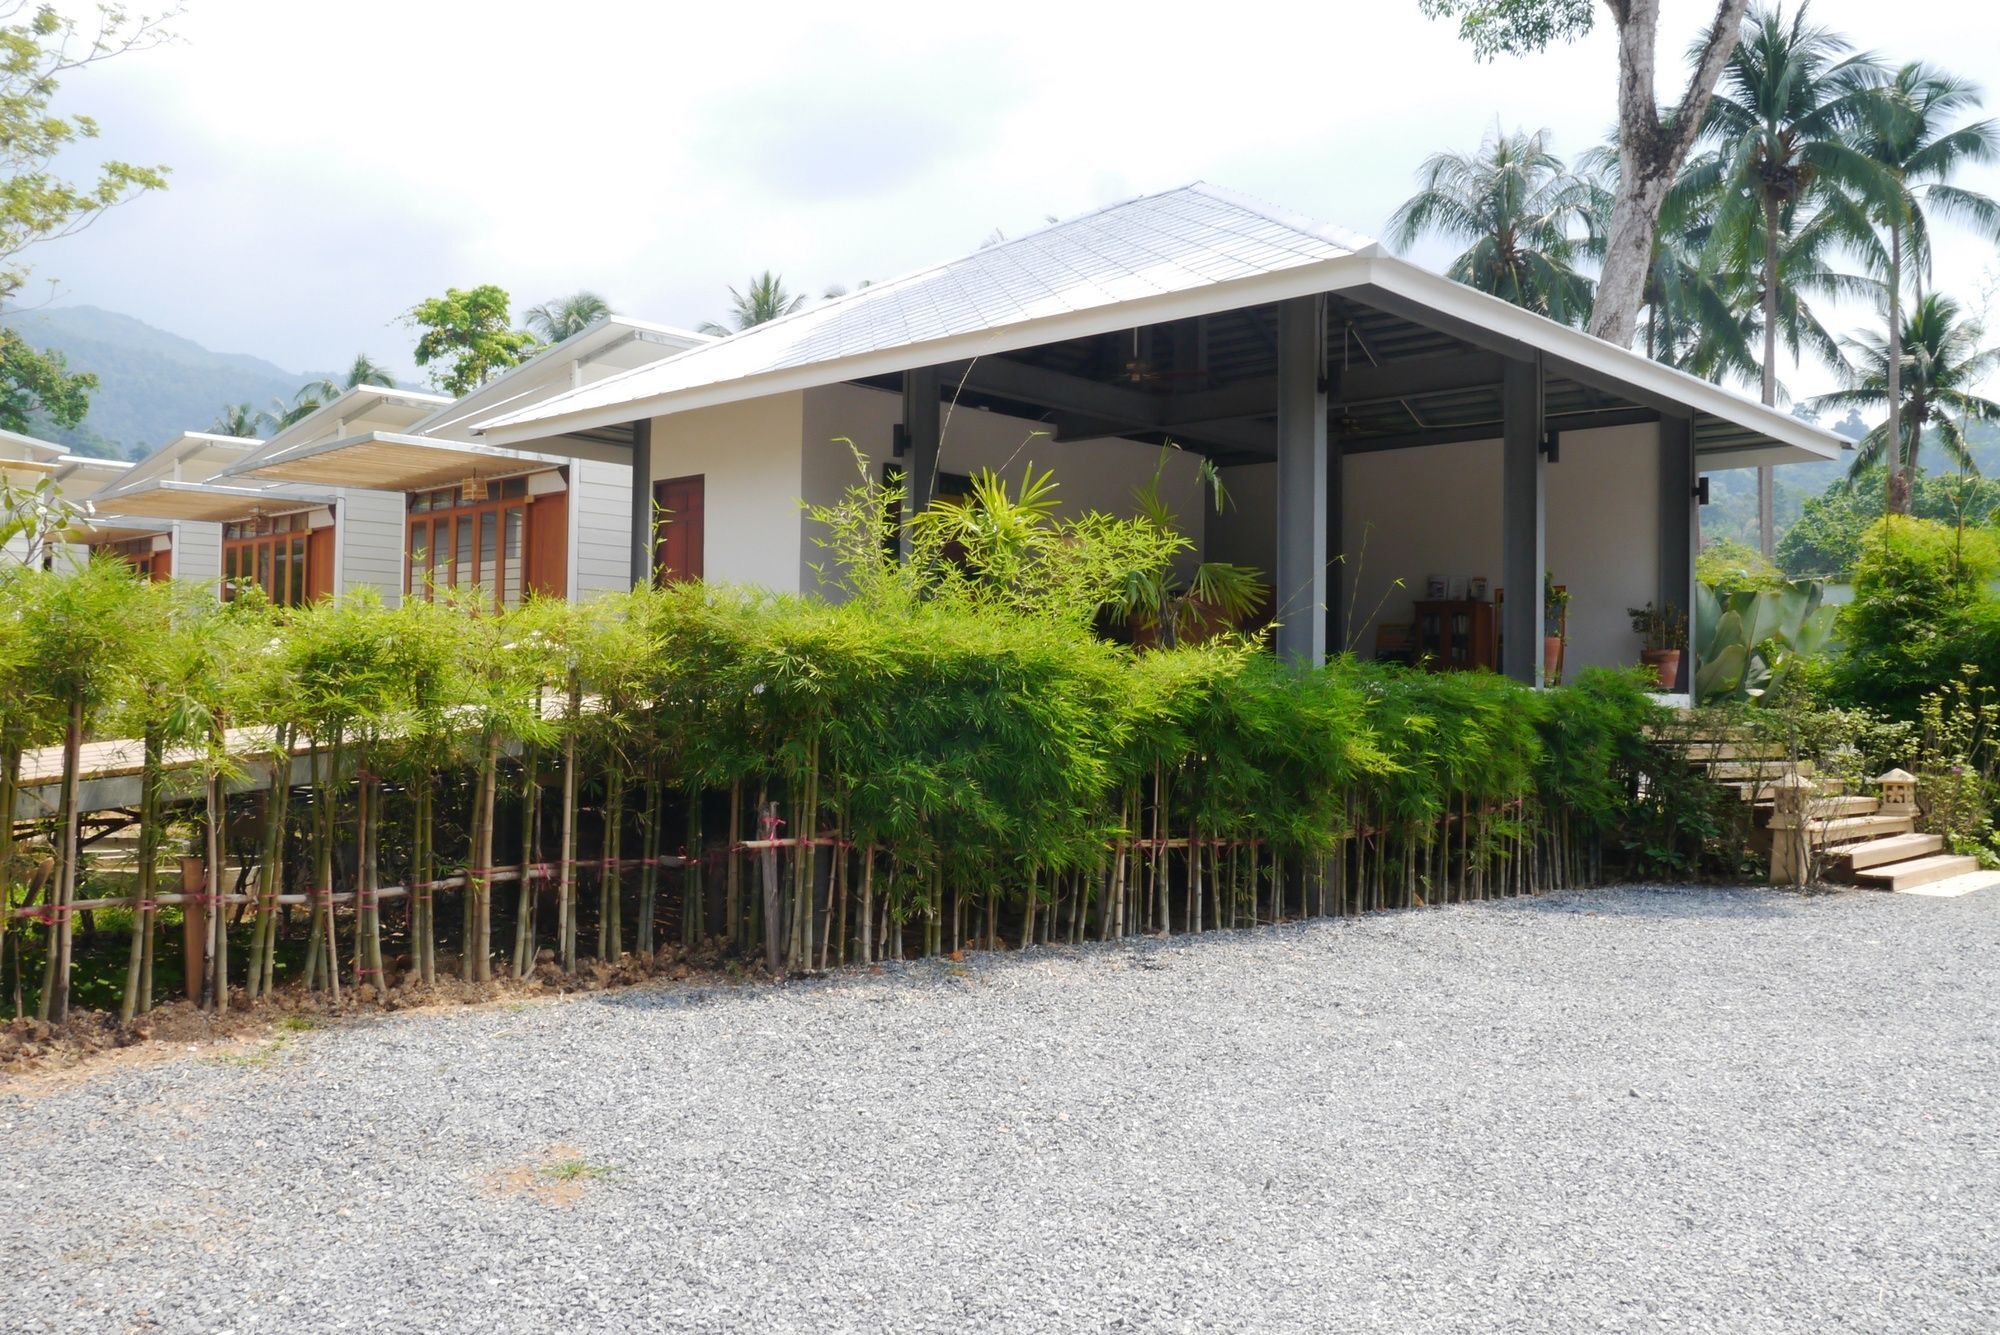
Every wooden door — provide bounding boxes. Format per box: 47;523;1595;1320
149;548;171;582
305;525;335;602
525;492;567;599
653;475;704;585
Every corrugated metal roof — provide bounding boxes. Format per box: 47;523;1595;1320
477;183;1376;433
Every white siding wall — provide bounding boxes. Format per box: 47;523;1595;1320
800;383;1210;596
1210;423;1663;674
645;393;808;592
571;459;633;598
170;520;223;588
334;486;406;606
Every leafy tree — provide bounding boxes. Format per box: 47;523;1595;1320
1849;62;2000;511
1779;465;2000;579
1701;2;1896;554
697;271;806;336
406;285;536;395
1696;537;1785;590
524;290;612;343
1417;0;1750;347
1810;292;2000;481
0;4;173;432
1387;126;1595;324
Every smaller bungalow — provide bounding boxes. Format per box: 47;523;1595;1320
226;317;710;607
88;386;447;605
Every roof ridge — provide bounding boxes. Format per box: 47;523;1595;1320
1184;182;1380;255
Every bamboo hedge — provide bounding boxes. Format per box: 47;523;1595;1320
0;460;1678;1022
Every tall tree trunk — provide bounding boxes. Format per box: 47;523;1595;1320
559;672;581;973
473;733;500;982
758;800;781;973
513;755;540;977
121;724;162;1020
205;759;225;1013
1885;223;1908;514
1587;0;1750;347
1758;193;1782;556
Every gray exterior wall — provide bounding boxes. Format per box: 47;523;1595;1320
170;520;223;587
572;459;633;599
335;486;406;606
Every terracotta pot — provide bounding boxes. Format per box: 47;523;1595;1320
1542;635;1563;684
1640;648;1683;690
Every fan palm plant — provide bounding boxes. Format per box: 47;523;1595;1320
210;403;261;438
1810;291;2000;482
1386;126;1594;325
696;271;807;336
1700;1;1896;552
1850;62;2000;511
524;291;612;344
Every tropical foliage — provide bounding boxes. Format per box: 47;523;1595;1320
406;285;537;395
698;272;807;336
524;291;613;344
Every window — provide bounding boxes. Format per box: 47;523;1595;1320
223;512;315;606
405;475;534;611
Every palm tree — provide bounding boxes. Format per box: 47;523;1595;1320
210;403;261;438
1700;1;1896;553
1386;126;1594;325
524;291;613;344
1851;62;2000;512
274;354;398;432
696;272;807;337
1809;292;2000;481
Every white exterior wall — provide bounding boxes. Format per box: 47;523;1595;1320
333;486;406;606
571;459;633;599
645;392;808;592
1211;423;1663;674
801;382;1210;595
170;520;223;587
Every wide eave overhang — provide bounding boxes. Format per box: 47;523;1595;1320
473;254;1843;471
228;430;625;493
88;480;335;524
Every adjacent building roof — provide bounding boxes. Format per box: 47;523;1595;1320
227;318;710;492
470;182;1842;469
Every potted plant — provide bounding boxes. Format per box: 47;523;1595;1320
1542;573;1568;685
1627;600;1687;689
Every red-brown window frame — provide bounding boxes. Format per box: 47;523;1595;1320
223;512;315;607
405;477;533;612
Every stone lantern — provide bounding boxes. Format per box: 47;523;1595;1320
1876;768;1918;818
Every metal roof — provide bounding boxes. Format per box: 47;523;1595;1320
240;431;585;493
477;183;1375;433
471;182;1841;470
88;479;334;523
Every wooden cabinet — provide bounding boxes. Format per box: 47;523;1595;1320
1411;599;1498;672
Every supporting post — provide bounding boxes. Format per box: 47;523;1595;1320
628;417;654;589
901;366;940;553
1500;356;1545;685
1324;371;1344;656
1657;413;1696;693
1273;295;1328;666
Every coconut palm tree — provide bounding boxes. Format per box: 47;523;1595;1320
1851;62;2000;512
210;403;261;438
1700;1;1897;553
697;272;807;337
524;291;613;344
269;354;398;432
1809;292;2000;482
1386;126;1594;325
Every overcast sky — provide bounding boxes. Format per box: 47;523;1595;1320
34;0;2000;404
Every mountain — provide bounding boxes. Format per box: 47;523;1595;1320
0;305;352;459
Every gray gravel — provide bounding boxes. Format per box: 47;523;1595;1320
2;884;1996;1334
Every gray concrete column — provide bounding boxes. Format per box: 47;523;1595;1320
629;416;654;589
1658;413;1696;692
1500;357;1544;685
901;366;941;556
1274;295;1328;666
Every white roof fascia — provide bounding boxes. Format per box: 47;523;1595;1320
88;477;337;522
1350;257;1843;464
224;429;613;491
473;256;1377;446
95;432;261;502
235;384;453;469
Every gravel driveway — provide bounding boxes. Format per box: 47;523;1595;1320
2;884;1995;1334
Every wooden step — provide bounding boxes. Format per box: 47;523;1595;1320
1844;832;1945;871
1810;814;1915;846
1897;870;2000;899
1680;741;1790;762
1810;795;1879;819
1856;853;1981;892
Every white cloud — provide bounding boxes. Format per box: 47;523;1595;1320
25;0;2000;413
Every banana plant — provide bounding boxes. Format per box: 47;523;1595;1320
1693;579;1836;703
